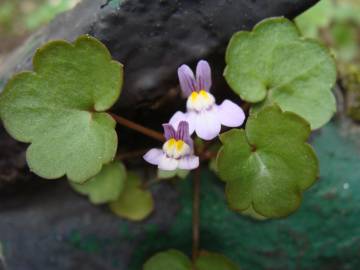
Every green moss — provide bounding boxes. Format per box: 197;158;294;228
67;230;102;253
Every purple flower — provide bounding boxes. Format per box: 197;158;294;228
143;121;199;171
170;60;245;140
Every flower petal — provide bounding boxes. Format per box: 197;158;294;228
185;111;196;135
178;64;196;97
178;155;199;170
176;121;190;141
158;155;179;171
194;108;221;140
162;123;176;140
196;60;212;92
143;148;164;165
169;111;195;135
217;99;245;127
177;120;194;148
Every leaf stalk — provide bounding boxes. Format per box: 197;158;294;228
110;113;165;142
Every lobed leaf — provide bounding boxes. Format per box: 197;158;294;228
70;161;126;204
143;249;192;270
238;205;267;221
195;251;240;270
143;249;239;270
0;35;123;183
224;17;336;129
109;172;154;221
217;105;318;218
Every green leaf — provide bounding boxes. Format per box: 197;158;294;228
331;22;358;62
239;205;267;221
295;0;334;38
209;157;218;176
224;17;336;129
143;249;192;270
70;161;126;204
0;35;123;183
217;106;318;218
143;249;239;270
195;251;240;270
109;172;154;221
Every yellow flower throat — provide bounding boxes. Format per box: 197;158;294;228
187;90;215;112
163;138;190;159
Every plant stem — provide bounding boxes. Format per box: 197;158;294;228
110;113;165;142
242;102;251;113
192;166;201;262
200;150;217;161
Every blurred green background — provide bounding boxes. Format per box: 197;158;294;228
0;0;80;62
295;0;360;121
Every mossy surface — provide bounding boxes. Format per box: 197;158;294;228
130;122;360;270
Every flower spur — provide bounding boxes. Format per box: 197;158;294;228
143;121;199;171
170;60;245;140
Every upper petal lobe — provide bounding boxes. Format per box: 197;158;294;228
196;60;212;92
178;64;196;97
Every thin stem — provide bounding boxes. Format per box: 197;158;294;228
110;113;165;142
192;166;201;262
200;150;217;161
242;102;251;113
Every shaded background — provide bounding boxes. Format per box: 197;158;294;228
1;0;360;270
0;0;80;61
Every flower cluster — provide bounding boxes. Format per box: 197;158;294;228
144;60;245;171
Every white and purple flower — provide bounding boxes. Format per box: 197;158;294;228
170;60;245;140
143;121;199;171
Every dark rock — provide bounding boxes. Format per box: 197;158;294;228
0;0;319;109
0;125;30;189
0;177;181;270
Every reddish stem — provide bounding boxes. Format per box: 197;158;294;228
110;113;165;142
192;166;201;262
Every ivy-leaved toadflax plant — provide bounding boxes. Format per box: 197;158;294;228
0;16;336;270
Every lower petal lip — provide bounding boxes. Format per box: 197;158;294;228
217;99;245;127
178;155;199;170
194;108;221;140
158;155;179;171
143;148;163;165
